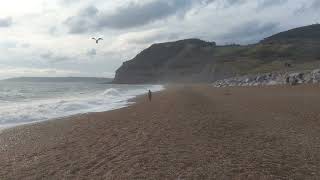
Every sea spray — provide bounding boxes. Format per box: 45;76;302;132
0;82;163;129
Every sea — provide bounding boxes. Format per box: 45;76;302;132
0;81;163;129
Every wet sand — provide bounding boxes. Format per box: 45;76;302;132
1;85;320;179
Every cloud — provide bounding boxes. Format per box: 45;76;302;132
293;0;320;16
65;0;214;33
64;6;98;33
0;41;17;48
0;66;81;79
218;21;280;44
61;0;80;5
86;48;97;56
40;51;74;63
0;17;12;27
312;0;320;9
21;43;31;48
222;0;245;7
256;0;288;10
120;29;181;45
49;26;58;35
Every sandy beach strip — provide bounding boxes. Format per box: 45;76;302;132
1;85;320;179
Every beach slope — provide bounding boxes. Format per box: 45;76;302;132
1;85;320;179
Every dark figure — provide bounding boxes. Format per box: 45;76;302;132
148;90;152;102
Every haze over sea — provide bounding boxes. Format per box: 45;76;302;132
0;79;163;129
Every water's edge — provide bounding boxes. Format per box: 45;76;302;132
0;85;165;132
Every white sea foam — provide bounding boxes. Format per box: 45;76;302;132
0;84;164;129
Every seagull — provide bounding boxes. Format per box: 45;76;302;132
92;37;103;44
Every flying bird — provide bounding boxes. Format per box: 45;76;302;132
92;37;103;44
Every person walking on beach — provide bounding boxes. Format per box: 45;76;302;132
148;90;152;102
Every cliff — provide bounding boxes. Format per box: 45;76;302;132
114;24;320;84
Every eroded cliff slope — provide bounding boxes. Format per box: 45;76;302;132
114;24;320;84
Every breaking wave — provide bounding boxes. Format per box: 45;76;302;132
0;84;163;129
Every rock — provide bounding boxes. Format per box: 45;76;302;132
267;81;278;86
256;75;266;82
285;76;290;84
213;69;320;87
304;74;313;83
311;69;320;83
286;73;304;85
288;76;298;85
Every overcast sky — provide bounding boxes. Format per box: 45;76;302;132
0;0;319;79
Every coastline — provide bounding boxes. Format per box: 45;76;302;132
1;85;320;179
0;86;162;134
0;84;165;132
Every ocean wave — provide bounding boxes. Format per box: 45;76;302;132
101;88;121;97
0;85;164;129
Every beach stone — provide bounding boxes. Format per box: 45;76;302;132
303;74;313;83
286;73;304;85
311;69;320;83
267;81;278;86
213;69;320;87
245;76;256;83
286;76;290;84
286;76;299;85
256;75;265;82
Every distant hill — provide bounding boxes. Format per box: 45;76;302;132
3;77;113;83
262;24;320;43
114;24;320;84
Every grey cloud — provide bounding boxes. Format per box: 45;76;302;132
257;0;288;10
294;0;320;15
21;43;31;48
49;26;58;35
60;0;89;6
61;0;77;4
311;0;320;9
86;48;97;56
0;17;12;27
64;6;98;33
218;21;280;44
40;51;74;63
1;41;30;49
97;0;197;29
0;41;17;48
48;26;65;36
80;5;98;16
65;0;214;33
218;0;246;8
227;0;245;5
129;32;181;45
311;0;320;11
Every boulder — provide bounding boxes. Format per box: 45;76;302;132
286;73;304;85
288;76;298;85
311;69;320;83
213;69;320;87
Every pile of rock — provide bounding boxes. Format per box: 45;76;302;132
213;69;320;87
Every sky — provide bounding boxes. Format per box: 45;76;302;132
0;0;319;79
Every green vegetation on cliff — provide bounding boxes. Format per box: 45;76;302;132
114;24;320;84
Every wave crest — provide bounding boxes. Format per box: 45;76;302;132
101;88;121;96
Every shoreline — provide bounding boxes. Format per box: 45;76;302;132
0;85;165;132
1;85;320;179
